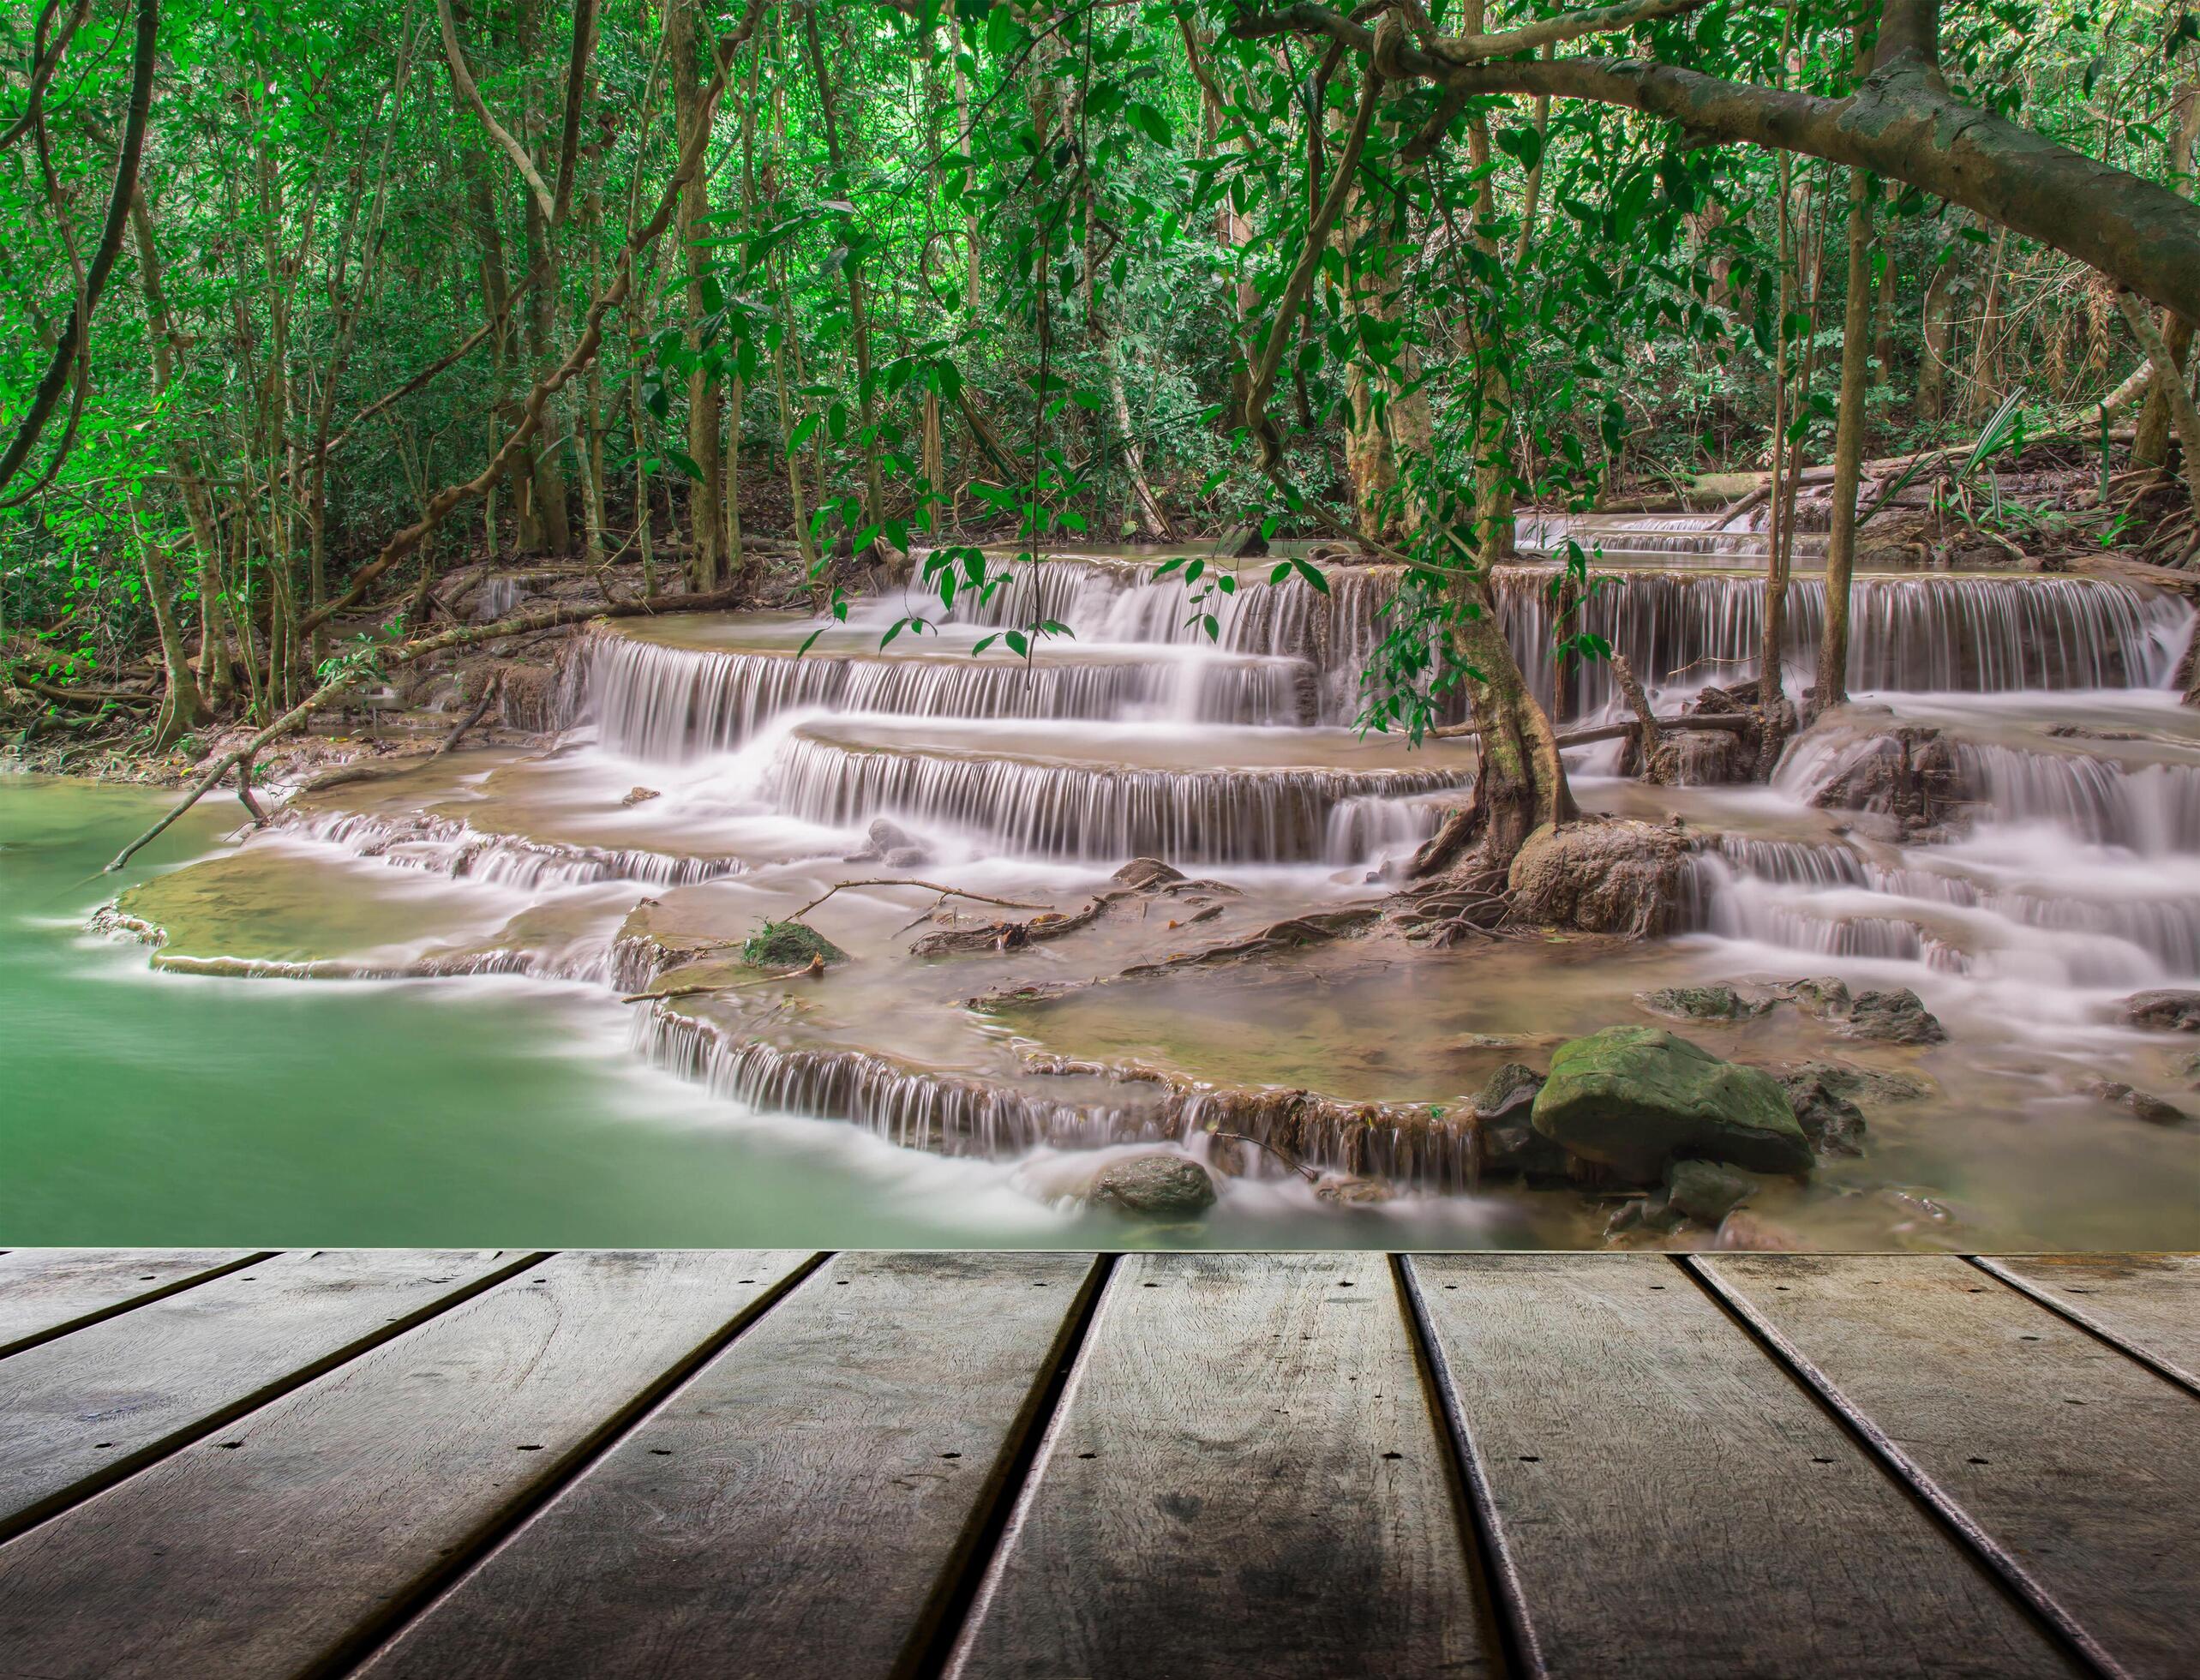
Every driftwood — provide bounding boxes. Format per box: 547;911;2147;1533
1432;711;1753;746
784;879;1055;923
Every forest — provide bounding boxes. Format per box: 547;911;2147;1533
5;0;2197;766
6;0;2200;1251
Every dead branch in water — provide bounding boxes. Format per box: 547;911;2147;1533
1206;1128;1322;1183
1432;711;1753;746
786;879;1056;922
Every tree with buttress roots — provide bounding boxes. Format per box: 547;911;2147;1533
1213;0;2200;888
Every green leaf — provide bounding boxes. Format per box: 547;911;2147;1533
1124;101;1172;146
1290;557;1329;595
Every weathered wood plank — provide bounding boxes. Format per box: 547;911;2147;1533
1698;1253;2200;1679
1974;1253;2200;1394
0;1248;533;1541
359;1250;1097;1680
1411;1252;2075;1679
0;1249;812;1679
947;1251;1492;1679
0;1249;263;1356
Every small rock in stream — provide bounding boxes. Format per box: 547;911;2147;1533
1664;1158;1759;1225
1711;1209;1807;1251
1636;984;1773;1022
1470;1063;1568;1179
620;786;661;806
1313;1174;1392;1207
1088;1154;1219;1220
2125;990;2200;1033
1775;1065;1870;1156
2085;1079;2190;1127
845;817;934;868
1782;976;1947;1045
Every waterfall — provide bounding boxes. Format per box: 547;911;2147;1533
1948;743;2200;855
636;1005;1480;1187
572;628;1314;759
923;556;2191;723
761;728;1472;865
278;807;747;890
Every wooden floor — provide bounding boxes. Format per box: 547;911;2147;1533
0;1251;2194;1678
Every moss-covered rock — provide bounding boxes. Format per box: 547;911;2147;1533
740;920;848;969
1532;1025;1813;1182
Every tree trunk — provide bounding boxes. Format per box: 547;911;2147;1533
135;524;207;749
2135;84;2198;470
801;6;885;549
1819;168;1874;713
668;0;722;586
1919;248;1955;423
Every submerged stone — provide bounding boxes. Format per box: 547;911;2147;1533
1665;1158;1757;1224
845;816;934;868
1313;1174;1392;1207
2086;1079;2190;1127
1088;1153;1219;1219
1776;1065;1870;1155
1532;1026;1813;1183
1637;984;1773;1022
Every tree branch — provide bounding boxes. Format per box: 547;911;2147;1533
0;0;157;499
437;0;556;225
1230;3;2200;321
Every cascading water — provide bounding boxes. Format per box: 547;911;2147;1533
123;531;2198;1241
904;555;2191;723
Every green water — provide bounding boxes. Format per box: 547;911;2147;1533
1;777;1499;1249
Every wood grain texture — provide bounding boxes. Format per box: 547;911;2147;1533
0;1249;531;1539
1699;1253;2200;1680
1974;1253;2200;1393
947;1251;1492;1680
1412;1252;2074;1679
0;1249;811;1679
0;1249;261;1356
360;1250;1097;1680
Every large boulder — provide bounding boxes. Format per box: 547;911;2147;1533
1532;1025;1813;1182
1795;722;1969;836
1088;1153;1218;1220
2125;991;2200;1033
1507;819;1693;939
